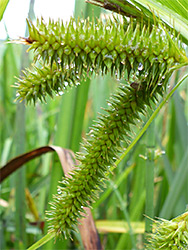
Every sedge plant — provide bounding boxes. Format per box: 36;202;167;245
12;1;188;248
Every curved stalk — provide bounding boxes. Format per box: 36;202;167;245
27;232;55;250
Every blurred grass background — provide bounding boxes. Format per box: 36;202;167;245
0;0;188;249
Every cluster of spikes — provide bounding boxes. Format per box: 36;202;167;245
15;16;188;238
146;212;188;249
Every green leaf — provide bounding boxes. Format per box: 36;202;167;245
88;0;188;44
0;0;9;21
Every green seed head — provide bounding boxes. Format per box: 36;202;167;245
146;212;188;249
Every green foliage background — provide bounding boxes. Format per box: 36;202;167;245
0;0;188;249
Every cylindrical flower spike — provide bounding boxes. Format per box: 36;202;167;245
47;81;166;238
15;64;83;103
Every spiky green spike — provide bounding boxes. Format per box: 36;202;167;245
146;212;188;249
46;80;171;237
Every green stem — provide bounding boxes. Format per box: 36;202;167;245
14;102;26;249
145;120;155;234
27;232;55;250
112;185;136;249
14;2;34;248
160;148;188;219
